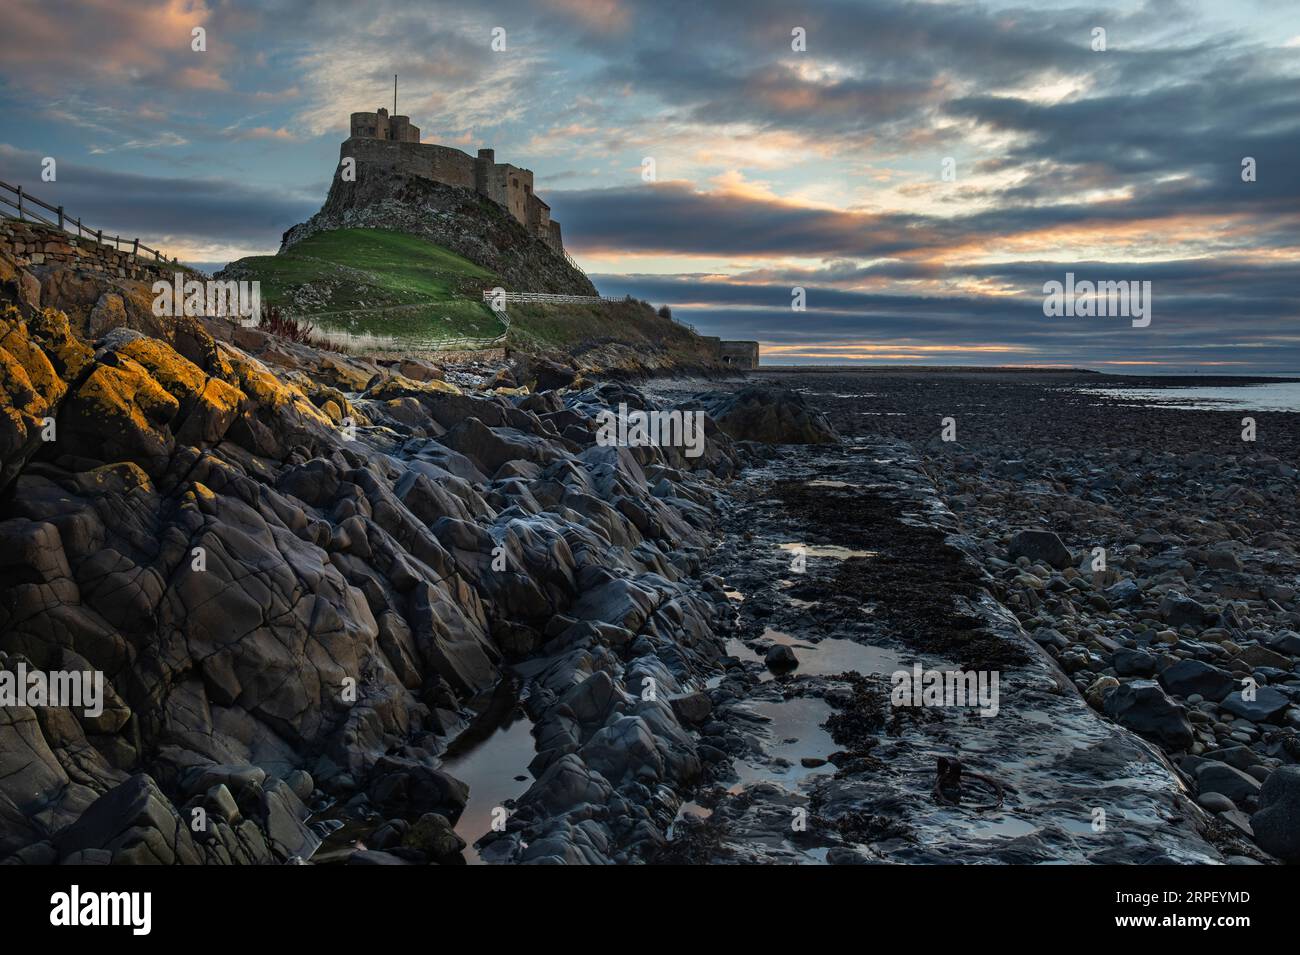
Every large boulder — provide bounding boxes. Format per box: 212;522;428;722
366;756;470;821
1192;760;1261;804
103;332;244;446
1251;766;1300;862
1159;593;1211;630
700;387;836;445
60;351;180;471
520;753;614;814
1112;648;1157;677
1008;529;1072;569
0;305;97;490
524;356;578;392
0;308;65;491
1103;681;1194;749
578;715;664;785
53;774;204;865
438;417;562;475
1158;660;1235;701
1219;685;1290;723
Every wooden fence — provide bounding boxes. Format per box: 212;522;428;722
482;290;625;306
0;178;177;263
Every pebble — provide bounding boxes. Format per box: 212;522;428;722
1197;792;1237;813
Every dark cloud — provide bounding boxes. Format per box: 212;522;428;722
551;182;933;257
594;261;1300;371
0;147;316;250
549;172;1298;261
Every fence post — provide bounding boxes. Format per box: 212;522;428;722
133;238;139;257
96;229;102;244
15;186;22;220
57;206;64;229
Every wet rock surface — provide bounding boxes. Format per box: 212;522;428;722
698;367;1296;864
637;398;1227;863
0;271;746;863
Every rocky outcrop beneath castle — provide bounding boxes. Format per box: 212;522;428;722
279;163;596;298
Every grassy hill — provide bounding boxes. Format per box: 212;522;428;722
222;228;505;349
223;226;722;371
505;299;697;351
505;299;725;374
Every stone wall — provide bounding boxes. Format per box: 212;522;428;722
720;340;760;369
340;138;476;188
698;336;760;369
477;161;533;228
0;219;176;283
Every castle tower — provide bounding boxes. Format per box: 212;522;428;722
474;148;495;197
349;107;419;142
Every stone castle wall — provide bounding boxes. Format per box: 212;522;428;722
341;138;476;189
479;161;532;230
339;118;565;252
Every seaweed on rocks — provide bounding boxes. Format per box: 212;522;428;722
823;672;903;746
773;480;1029;671
811;807;915;845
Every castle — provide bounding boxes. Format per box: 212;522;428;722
343;107;563;252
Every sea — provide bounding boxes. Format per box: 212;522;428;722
1073;380;1300;412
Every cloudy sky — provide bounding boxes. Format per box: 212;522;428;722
1;0;1298;370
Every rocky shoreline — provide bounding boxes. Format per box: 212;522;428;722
3;277;1297;867
0;280;773;864
724;369;1300;864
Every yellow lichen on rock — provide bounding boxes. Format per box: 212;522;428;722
64;355;180;467
221;344;336;428
81;461;155;494
0;312;62;412
364;373;463;400
112;336;209;403
423;377;463;395
0;309;63;489
184;480;221;516
29;307;94;382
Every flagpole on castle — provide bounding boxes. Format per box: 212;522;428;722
394;74;397;115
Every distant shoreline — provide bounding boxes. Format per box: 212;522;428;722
753;365;1300;384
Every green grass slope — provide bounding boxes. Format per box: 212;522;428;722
506;299;720;372
224;227;721;369
226;228;505;348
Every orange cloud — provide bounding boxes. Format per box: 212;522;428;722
0;0;233;95
234;126;294;141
